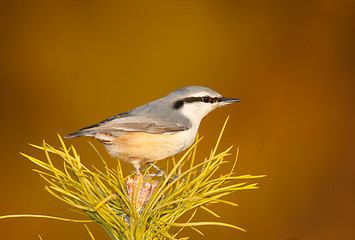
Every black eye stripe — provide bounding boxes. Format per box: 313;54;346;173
173;100;184;109
184;96;222;103
173;96;223;109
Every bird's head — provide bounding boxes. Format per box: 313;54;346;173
166;86;241;125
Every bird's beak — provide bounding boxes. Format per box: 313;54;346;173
220;97;242;105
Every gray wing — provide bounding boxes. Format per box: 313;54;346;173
65;112;189;139
88;115;188;133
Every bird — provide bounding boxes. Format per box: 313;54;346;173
65;86;241;175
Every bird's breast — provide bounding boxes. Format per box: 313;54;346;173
104;127;198;163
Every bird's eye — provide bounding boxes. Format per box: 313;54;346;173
203;96;211;103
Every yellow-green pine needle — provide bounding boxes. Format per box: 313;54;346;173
7;118;263;239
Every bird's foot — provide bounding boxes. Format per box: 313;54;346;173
144;163;185;182
171;174;186;182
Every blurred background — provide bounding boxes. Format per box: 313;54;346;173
0;0;354;239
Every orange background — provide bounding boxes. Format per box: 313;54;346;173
0;1;354;239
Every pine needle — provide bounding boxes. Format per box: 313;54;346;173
3;118;263;239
